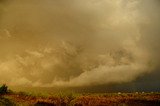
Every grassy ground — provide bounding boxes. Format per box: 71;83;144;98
0;92;160;106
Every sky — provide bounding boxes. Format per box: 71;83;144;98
0;0;160;91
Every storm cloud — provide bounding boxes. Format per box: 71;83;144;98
0;0;159;88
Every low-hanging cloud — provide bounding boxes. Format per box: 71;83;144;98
0;0;159;87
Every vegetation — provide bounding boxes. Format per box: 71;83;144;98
0;85;160;105
0;84;8;94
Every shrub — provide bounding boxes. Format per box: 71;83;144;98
0;84;8;94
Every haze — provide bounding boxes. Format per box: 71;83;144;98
0;0;160;91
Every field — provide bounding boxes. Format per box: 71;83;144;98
0;91;160;106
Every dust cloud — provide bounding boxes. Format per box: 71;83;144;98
0;0;159;88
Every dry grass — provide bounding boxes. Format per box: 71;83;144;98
1;92;160;106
